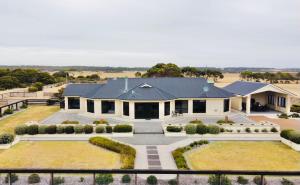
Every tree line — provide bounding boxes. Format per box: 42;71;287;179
240;71;300;83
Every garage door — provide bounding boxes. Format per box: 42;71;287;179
135;103;159;119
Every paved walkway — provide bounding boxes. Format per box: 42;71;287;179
134;121;163;134
146;146;162;169
249;115;300;131
114;134;185;145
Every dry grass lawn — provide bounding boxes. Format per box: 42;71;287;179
185;141;300;171
0;105;60;134
0;141;121;169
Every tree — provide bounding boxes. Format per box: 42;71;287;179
0;76;20;89
53;71;69;78
181;67;198;77
135;71;142;77
143;63;183;77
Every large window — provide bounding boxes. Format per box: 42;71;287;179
223;99;230;112
268;95;275;105
175;100;188;113
164;102;170;116
68;97;80;109
123;102;129;116
87;99;94;113
101;101;115;114
278;97;286;108
193;100;206;113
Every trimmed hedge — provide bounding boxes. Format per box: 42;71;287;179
65;125;75;134
196;124;209;134
74;125;84;134
27;125;39;135
61;120;79;124
0;133;14;144
185;124;197;134
93;119;108;125
189;119;203;124
217;119;235;124
281;129;300;144
84;125;93;134
45;125;57;134
291;104;300;113
166;125;183;133
15;125;28;135
96;126;105;133
38;125;47;134
106;126;113;133
113;124;133;133
89;137;136;169
208;125;220;134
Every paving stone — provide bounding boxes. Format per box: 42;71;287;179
146;146;157;149
147;155;159;160
147;150;158;154
148;160;161;166
148;166;162;169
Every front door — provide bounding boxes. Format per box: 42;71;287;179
135;103;159;119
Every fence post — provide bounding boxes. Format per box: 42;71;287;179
50;172;54;185
93;173;96;185
219;174;222;185
260;175;264;185
135;173;138;185
9;172;12;185
176;174;180;184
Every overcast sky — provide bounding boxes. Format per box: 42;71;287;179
0;0;299;68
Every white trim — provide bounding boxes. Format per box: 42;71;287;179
244;84;297;97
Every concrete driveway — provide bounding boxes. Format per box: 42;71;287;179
249;116;300;130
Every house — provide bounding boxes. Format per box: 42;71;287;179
63;77;233;120
224;81;297;114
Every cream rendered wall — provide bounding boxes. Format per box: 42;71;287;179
80;97;87;113
206;99;227;115
231;97;242;111
251;93;267;105
94;99;102;116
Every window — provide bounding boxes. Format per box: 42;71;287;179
193;100;206;113
278;97;286;108
175;100;188;113
123;102;129;116
164;102;170;116
87;100;94;113
101;101;115;114
268;95;275;105
223;99;230;112
68;97;80;109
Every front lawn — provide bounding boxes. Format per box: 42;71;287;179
0;141;121;169
0;105;59;134
185;141;300;171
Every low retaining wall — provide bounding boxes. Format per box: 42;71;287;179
281;137;300;151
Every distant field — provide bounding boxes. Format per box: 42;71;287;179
63;70;145;78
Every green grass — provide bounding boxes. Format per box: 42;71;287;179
185;141;300;171
0;105;59;134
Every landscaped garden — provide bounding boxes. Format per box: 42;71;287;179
184;141;300;171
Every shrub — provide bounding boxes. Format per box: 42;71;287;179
237;176;248;185
291;104;300;113
208;175;232;185
20;104;28;109
93;119;108;124
4;108;13;115
281;178;294;185
147;175;157;185
278;113;289;119
254;129;259;133
28;174;41;184
245;128;251;133
33;82;44;91
38;125;47;134
65;125;75;134
217;119;235;124
253;176;267;185
271;127;278;133
166;125;182;132
96;126;105;133
45;125;57;134
208;125;220;134
15;125;28;135
189;119;203;124
196;124;209;134
53;176;65;185
27;124;39;135
28;86;38;92
61;120;79;124
113;124;133;133
288;131;300;144
56;126;65;134
79;177;85;182
261;128;268;133
95;174;113;185
289;113;300;118
5;173;18;183
281;129;294;140
168;179;178;185
185;124;197;134
74;125;84;134
121;174;131;183
106;126;112;133
89;137;136;169
0;133;14;144
84;125;94;134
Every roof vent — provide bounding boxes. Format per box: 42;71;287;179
140;83;152;88
203;86;209;92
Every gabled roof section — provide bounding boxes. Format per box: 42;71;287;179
223;81;268;96
63;84;103;97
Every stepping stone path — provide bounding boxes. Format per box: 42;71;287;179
146;146;162;169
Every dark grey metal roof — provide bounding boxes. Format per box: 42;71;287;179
62;84;103;97
63;78;234;100
223;81;268;96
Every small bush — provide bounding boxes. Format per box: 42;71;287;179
84;125;94;134
74;125;84;134
189;119;203;124
27;124;39;135
121;174;131;183
291;104;300;113
168;179;178;185
254;129;259;133
271;127;278;133
5;173;18;183
15;125;28;135
278;113;289;119
79;177;85;182
147;175;157;185
289;113;300;118
208;125;220;134
245;128;251;133
28;174;41;184
0;133;14;144
4;108;13;115
38;125;47;134
53;176;65;185
208;175;232;185
56;126;65;134
45;125;57;134
20;104;28;109
261;128;268;133
217;119;235;124
93;119;108;124
106;126;112;133
281;129;294;140
196;124;209;134
96;126;105;133
28;86;38;92
253;176;267;185
185;124;197;134
281;178;294;185
166;125;182;132
237;176;248;185
65;125;75;134
95;174;113;185
113;124;133;133
61;120;79;124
